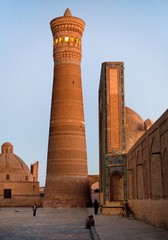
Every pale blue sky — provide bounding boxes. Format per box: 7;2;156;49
0;0;168;186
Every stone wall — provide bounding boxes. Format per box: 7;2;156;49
0;182;41;207
127;109;168;230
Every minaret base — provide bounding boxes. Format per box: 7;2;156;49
43;175;90;208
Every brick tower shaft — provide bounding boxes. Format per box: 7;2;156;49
44;9;90;207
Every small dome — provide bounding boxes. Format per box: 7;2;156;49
0;142;33;181
2;142;13;153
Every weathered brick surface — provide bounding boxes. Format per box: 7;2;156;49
0;143;41;207
99;62;126;212
127;109;168;230
44;9;90;207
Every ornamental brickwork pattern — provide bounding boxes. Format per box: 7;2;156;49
99;62;127;209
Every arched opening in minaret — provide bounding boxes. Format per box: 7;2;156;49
65;36;69;42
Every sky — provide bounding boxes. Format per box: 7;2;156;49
0;0;168;186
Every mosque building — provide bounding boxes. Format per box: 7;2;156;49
99;62;168;229
98;62;153;214
0;8;167;231
0;142;40;206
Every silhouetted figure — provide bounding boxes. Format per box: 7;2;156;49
93;199;99;215
32;204;37;216
85;215;95;229
89;215;95;226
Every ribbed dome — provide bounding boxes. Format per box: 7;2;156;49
0;142;33;181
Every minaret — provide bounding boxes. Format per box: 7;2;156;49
44;9;90;207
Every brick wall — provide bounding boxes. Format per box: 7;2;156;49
127;109;168;230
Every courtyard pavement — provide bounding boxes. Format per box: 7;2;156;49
0;207;92;240
0;207;168;240
87;208;168;240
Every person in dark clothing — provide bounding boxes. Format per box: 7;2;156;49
32;204;37;216
85;215;95;229
93;199;99;215
89;215;95;226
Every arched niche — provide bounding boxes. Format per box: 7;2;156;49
110;171;123;201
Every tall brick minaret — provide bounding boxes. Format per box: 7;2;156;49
44;9;90;207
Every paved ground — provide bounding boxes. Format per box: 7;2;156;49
0;207;168;240
0;208;92;240
87;208;168;240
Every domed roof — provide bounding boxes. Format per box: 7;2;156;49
0;142;33;181
125;106;144;131
125;107;145;152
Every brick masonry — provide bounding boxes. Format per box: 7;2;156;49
44;9;90;208
127;109;168;230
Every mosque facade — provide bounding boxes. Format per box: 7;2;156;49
98;62;168;229
127;109;168;229
0;142;40;206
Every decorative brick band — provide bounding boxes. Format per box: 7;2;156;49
50;18;85;35
54;51;81;62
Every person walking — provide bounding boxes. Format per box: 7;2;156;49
93;199;99;215
32;204;37;216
